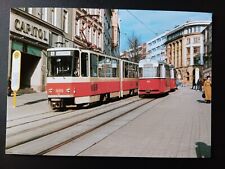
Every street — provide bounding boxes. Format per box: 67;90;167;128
6;86;211;157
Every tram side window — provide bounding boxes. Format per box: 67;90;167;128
160;65;165;78
81;52;88;77
90;54;98;77
105;58;112;77
124;62;129;78
139;67;143;77
165;66;170;78
73;50;80;77
98;55;106;77
135;65;138;78
128;63;134;78
170;68;174;78
112;59;118;77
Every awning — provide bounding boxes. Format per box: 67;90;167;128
27;45;41;57
12;41;23;51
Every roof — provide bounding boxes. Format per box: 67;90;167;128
166;20;211;36
47;47;79;51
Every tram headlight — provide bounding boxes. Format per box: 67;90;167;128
73;88;76;94
48;88;53;93
66;88;71;93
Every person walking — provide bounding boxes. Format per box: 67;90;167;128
203;76;211;103
192;78;196;90
197;79;201;91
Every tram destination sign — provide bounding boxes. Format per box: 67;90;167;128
10;13;50;44
11;50;21;91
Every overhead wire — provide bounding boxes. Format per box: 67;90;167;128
126;10;158;36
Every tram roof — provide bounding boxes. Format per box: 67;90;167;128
139;58;167;67
47;47;80;52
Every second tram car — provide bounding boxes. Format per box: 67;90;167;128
138;58;171;97
46;47;138;110
169;65;177;91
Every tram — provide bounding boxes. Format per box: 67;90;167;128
169;65;177;91
46;47;138;110
138;58;171;97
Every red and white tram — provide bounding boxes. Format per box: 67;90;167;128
46;47;138;110
169;65;177;91
138;58;170;97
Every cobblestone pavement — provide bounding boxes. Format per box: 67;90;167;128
79;86;211;158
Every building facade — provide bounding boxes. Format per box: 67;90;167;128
146;31;168;61
102;9;120;57
120;43;147;62
9;8;71;92
165;21;211;85
9;8;120;92
202;22;212;78
73;8;120;57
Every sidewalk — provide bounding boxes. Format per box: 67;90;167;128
7;92;48;121
79;86;211;158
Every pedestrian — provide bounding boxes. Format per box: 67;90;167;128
203;76;211;103
192;78;196;90
197;79;201;91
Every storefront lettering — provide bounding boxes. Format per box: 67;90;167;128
15;18;48;42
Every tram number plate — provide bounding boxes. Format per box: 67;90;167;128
146;90;151;93
91;84;98;91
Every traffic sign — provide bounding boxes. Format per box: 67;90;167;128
11;50;21;91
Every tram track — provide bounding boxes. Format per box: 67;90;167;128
40;98;157;155
6;97;156;155
7;96;137;128
6;96;143;149
7;99;154;155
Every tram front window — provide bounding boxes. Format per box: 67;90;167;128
48;56;73;77
143;66;159;77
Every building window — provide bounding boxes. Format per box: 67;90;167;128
88;26;91;42
51;33;58;47
75;16;80;37
186;38;190;45
51;8;56;26
65;40;69;47
193;37;200;44
28;8;32;14
62;9;68;33
194;26;197;32
193;46;200;54
187;47;190;56
93;29;97;45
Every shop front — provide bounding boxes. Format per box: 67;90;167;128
9;12;50;92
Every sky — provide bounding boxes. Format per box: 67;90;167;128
119;10;212;52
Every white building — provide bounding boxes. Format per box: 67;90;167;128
165;20;211;85
146;31;169;61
